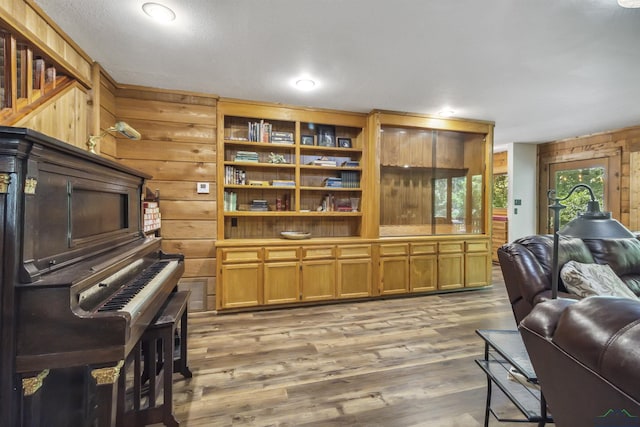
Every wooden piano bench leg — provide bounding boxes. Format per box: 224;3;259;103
174;296;193;379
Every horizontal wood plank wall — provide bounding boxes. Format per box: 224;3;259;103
537;125;640;232
14;82;88;148
115;86;218;311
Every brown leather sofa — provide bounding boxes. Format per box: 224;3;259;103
497;235;640;324
519;296;640;427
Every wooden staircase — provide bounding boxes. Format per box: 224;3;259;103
0;29;77;126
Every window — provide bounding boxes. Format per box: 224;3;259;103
545;156;620;233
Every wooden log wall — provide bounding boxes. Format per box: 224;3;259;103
537;125;640;232
493;150;507;175
115;86;218;311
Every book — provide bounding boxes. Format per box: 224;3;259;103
271;180;295;187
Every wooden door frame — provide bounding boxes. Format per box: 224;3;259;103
538;148;621;234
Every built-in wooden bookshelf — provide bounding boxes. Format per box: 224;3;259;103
216;102;495;311
217;100;367;240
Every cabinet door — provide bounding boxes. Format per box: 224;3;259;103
220;263;262;309
410;254;437;292
301;260;336;301
465;252;490;287
264;262;300;304
337;259;371;298
380;256;409;295
438;253;464;290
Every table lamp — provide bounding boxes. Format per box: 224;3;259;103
547;183;635;299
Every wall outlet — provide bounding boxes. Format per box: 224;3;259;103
196;182;209;194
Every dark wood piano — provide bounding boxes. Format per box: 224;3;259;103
0;127;185;427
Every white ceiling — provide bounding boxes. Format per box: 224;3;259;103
34;0;640;151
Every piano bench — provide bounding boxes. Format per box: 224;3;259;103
118;290;192;427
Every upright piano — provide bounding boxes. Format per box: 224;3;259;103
0;127;184;427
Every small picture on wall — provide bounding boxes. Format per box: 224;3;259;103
338;138;352;148
317;125;336;147
301;135;315;146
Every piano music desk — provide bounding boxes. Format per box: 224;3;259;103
118;290;192;427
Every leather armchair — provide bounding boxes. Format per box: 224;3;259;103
519;296;640;427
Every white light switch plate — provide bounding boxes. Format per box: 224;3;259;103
197;182;209;194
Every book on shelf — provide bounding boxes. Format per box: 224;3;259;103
248;120;272;143
249;199;269;211
235;151;259;162
225;165;246;185
270;131;294;144
312;158;337;167
271;180;295;187
340;171;360;188
323;177;342;188
223;191;237;211
248;180;268;186
342;160;360;167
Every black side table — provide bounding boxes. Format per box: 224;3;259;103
475;329;552;426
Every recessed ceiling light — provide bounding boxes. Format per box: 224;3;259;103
295;79;316;91
142;3;176;22
618;0;640;7
438;109;456;117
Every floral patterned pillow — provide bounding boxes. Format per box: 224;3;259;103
560;261;639;300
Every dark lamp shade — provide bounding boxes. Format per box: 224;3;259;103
559;211;636;239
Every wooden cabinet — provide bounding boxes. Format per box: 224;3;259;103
300;245;335;301
220;263;262;309
465;240;491;288
410;242;438;292
337;245;372;298
379;244;409;295
264;262;299;304
301;260;336;301
218;247;263;309
215;103;495;311
437;241;465;290
264;247;300;305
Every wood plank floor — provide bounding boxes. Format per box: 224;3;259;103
172;266;528;426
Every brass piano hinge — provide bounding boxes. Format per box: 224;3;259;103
91;360;124;385
24;177;37;195
22;369;50;396
0;174;10;193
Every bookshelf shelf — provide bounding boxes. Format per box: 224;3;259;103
299;186;362;192
224;161;296;169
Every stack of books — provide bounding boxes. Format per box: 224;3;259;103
271;131;294;144
249;199;269;211
271;180;295;187
312;158;337;167
342;160;360;167
323;177;342;188
235;151;259;162
340;171;359;188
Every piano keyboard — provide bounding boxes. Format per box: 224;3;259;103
97;259;179;318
